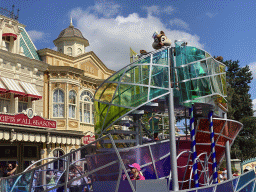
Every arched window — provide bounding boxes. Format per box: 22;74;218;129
53;89;64;117
67;47;72;56
69;90;76;119
77;48;82;55
80;91;94;124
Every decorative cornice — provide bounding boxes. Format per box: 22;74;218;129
0;49;49;71
37;48;115;74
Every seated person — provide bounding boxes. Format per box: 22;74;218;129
123;163;145;181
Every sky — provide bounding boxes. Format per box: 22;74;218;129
2;0;256;114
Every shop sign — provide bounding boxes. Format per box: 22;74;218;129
0;111;56;129
83;135;95;145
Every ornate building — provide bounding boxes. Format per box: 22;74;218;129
0;10;84;172
38;19;114;150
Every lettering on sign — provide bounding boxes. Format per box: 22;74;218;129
83;135;95;145
0;113;56;129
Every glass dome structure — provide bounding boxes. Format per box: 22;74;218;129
94;41;227;135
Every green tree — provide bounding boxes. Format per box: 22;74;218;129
222;59;254;160
224;60;253;121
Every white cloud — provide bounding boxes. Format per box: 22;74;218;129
142;5;174;15
27;30;44;42
252;99;256;116
206;12;218;18
170;18;189;30
88;1;121;18
248;62;256;79
70;4;203;71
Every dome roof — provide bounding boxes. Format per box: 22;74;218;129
53;18;89;48
57;26;85;39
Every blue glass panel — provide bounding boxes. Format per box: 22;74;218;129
155;156;171;178
236;171;255;191
149;88;168;100
239;181;254;192
198;186;214;192
232;178;239;190
216;180;233;192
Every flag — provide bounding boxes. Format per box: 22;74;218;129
130;47;138;63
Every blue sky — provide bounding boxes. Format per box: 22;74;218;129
2;0;256;112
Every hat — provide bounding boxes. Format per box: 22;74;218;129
128;163;141;171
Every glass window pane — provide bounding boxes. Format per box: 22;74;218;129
53;104;58;117
80;91;93;100
58;90;64;103
59;104;64;117
150;66;168;88
69;90;76;104
152;49;168;65
53;90;58;102
99;83;117;102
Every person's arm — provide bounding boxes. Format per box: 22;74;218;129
7;164;18;176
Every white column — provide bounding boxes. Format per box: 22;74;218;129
10;93;15;113
32;100;36;112
14;96;18;113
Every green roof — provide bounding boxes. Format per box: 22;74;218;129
19;27;41;61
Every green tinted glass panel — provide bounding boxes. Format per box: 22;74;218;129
121;66;137;83
112;84;133;106
98;83;117;102
102;105;130;132
189;61;207;79
95;83;109;100
138;55;151;64
141;65;150;84
206;58;215;75
112;84;148;107
152;49;168;65
179;81;192;102
221;74;227;95
186;46;206;63
220;65;225;73
151;66;169;88
149;88;168;100
94;101;110;134
108;69;125;82
122;65;150;85
215;75;223;94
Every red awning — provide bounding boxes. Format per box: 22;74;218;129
2;33;17;41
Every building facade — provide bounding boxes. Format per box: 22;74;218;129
0;13;84;172
37;20;114;162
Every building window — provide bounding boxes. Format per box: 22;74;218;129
0;93;11;113
2;36;11;52
67;47;72;56
18;96;28;113
69;90;76;119
77;48;82;55
80;91;94;124
53;89;64;117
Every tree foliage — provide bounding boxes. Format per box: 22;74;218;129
221;59;254;160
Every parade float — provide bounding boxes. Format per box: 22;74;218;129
1;32;255;192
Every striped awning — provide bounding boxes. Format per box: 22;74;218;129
19;82;42;100
1;77;25;95
0;81;6;92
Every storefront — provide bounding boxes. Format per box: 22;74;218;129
0;109;84;173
